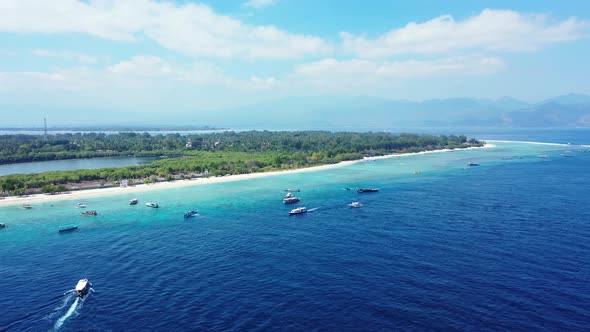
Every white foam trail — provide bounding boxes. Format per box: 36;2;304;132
484;140;575;147
53;297;79;331
308;207;320;212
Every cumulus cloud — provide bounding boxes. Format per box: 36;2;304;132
340;9;589;58
0;0;328;59
243;0;275;9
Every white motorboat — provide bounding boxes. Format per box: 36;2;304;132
289;207;307;215
283;197;301;204
146;202;159;208
75;278;92;298
129;198;138;205
75;203;87;208
348;202;363;208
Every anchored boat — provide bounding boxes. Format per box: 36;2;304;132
283;197;301;204
357;188;379;193
58;225;78;233
184;210;198;218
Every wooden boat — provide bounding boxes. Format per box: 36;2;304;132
58;225;78;233
184;210;198;218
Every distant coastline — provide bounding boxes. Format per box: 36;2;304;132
0;144;493;207
0;125;228;132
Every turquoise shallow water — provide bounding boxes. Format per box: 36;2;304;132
1;139;589;331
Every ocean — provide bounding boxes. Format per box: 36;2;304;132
1;130;589;331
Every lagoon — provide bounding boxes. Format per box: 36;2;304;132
0;156;156;176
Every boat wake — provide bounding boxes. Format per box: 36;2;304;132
51;287;93;331
53;296;80;331
307;207;320;212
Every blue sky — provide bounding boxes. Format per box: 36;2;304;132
0;0;589;126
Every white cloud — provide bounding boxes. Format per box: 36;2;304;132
250;75;276;90
32;49;102;64
293;56;506;80
284;56;506;95
242;0;274;9
0;0;328;59
341;9;589;58
0;55;284;99
106;55;231;85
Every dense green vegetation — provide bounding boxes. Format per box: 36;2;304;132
0;131;482;196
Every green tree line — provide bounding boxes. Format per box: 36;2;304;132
0;131;482;195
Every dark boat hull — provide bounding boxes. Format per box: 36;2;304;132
357;188;379;193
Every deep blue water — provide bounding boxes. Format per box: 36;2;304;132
1;131;590;331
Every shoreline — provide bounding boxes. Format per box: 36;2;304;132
0;144;493;207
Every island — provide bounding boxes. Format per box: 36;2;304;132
0;131;483;197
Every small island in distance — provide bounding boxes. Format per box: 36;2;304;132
0;125;227;132
0;131;482;196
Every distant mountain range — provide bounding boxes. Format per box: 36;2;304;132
211;93;590;129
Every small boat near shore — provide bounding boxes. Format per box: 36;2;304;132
283;197;301;204
285;188;300;192
289;207;307;215
467;162;480;166
146;202;159;208
129;198;138;205
81;210;98;216
75;203;87;208
75;278;92;298
58;225;78;233
184;210;198;218
22;204;32;209
357;188;379;193
348;202;363;208
0;223;5;229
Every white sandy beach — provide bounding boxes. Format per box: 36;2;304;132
0;144;494;207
